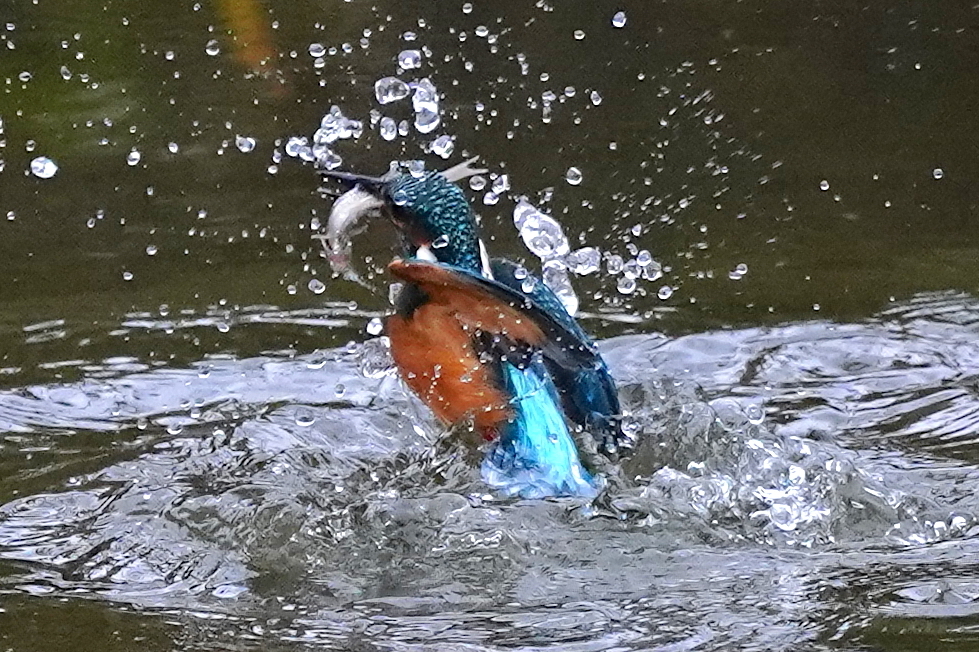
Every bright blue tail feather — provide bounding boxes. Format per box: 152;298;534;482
481;358;599;499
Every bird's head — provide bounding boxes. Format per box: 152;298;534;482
323;158;491;276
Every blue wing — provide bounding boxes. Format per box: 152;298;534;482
482;357;599;498
488;259;624;455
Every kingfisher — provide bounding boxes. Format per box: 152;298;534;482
322;159;625;498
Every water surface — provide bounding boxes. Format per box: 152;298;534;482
2;0;979;650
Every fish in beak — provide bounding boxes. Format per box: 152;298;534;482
317;171;388;281
318;157;488;279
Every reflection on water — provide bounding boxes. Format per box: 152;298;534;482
3;292;979;650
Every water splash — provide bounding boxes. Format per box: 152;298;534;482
411;78;441;134
374;76;410;104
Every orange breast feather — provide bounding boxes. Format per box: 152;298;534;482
385;260;548;437
387;303;511;434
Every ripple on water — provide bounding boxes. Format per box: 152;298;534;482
2;296;979;647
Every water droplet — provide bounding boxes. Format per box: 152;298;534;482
366;317;384;336
146;244;158;256
314;105;363;145
612;11;627;28
728;263;748;280
205;39;220;56
514;201;571;258
475;25;489;37
308;42;326;58
408;160;425;177
235;135;256;153
606;254;624;274
168;142;179;153
295;409;315;427
392;189;409;206
933;168;944;180
334;383;346;397
122;271;134;281
590;90;603;106
431;134;454;158
431;234;449;248
617;276;636;294
565;166;583;185
30;156;58;179
492;174;510;193
398;49;422;69
819;179;830;191
462;2;473;13
308;278;326;294
18;71;31;82
657;285;673;300
574;30;585;40
412;78;441;133
567;247;601;275
374;76;410;104
469;175;487;191
379;116;397;141
483;191;499;205
126;149;141;166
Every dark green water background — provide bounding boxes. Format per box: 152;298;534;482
2;0;979;649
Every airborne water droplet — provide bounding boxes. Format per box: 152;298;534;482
308;279;326;294
374;76;410;104
398;49;422;69
235;135;256;153
205;39;220;56
379;117;397;141
366;317;384;336
612;11;627;28
431;134;454;158
30;156;58;179
565;167;583;185
617;276;636;294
